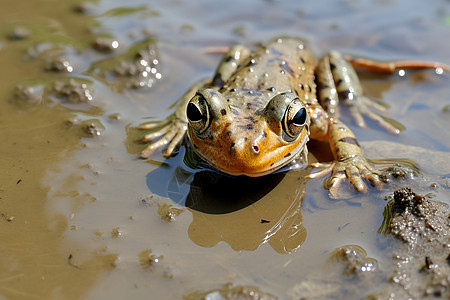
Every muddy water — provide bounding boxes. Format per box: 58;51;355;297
0;0;449;299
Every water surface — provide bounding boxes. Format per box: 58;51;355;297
0;0;449;299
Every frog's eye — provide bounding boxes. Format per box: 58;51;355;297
263;92;308;142
283;101;307;140
187;93;210;134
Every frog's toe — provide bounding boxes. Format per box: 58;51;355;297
324;155;382;194
348;104;367;128
345;166;366;192
352;179;366;193
141;126;170;142
137;116;187;158
307;162;333;179
140;142;160;159
348;96;402;134
138;119;170;130
363;169;382;187
366;98;388;112
362;108;401;134
322;170;345;191
164;131;185;157
323;171;363;199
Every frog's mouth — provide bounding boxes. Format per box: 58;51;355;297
189;137;309;177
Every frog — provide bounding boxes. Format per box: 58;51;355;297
137;37;449;194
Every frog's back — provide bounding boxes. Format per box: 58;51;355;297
219;37;317;110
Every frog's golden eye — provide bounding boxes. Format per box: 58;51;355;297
283;101;307;140
187;93;210;134
263;92;308;142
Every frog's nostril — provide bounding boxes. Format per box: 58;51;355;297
252;145;260;153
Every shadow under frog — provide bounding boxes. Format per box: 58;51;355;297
146;145;312;254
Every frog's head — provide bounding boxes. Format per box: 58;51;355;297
186;88;310;176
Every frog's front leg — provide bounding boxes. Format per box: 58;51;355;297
138;79;207;158
317;51;400;134
309;119;381;193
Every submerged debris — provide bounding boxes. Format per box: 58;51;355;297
111;227;125;238
139;249;173;278
328;245;378;277
73;2;96;14
139;194;155;206
88;40;161;91
112;43;161;89
14;79;93;106
1;212;15;222
68;253;81;269
157;202;184;222
50;79;93;103
139;249;163;269
45;57;74;73
108;113;121;121
289;244;382;299
80;119;105;137
183;282;278;300
12;78;99;116
93;37;120;53
442;104;450;113
379;164;420;183
8;26;31;40
14;84;44;105
66;115;105;137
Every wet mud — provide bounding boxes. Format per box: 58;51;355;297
375;187;450;299
0;0;449;299
289;186;450;299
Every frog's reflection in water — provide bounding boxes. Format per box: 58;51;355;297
187;170;308;253
146;152;309;254
186;171;284;214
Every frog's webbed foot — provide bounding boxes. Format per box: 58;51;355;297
318;51;405;134
138;116;187;158
308;118;382;195
309;155;381;194
346;95;402;134
340;54;450;133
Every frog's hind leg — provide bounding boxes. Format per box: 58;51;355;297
344;55;450;73
317;51;401;134
210;45;251;88
316;54;340;118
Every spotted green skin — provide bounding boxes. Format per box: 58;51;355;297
140;37;387;193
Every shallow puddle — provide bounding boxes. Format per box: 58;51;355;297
0;0;449;299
